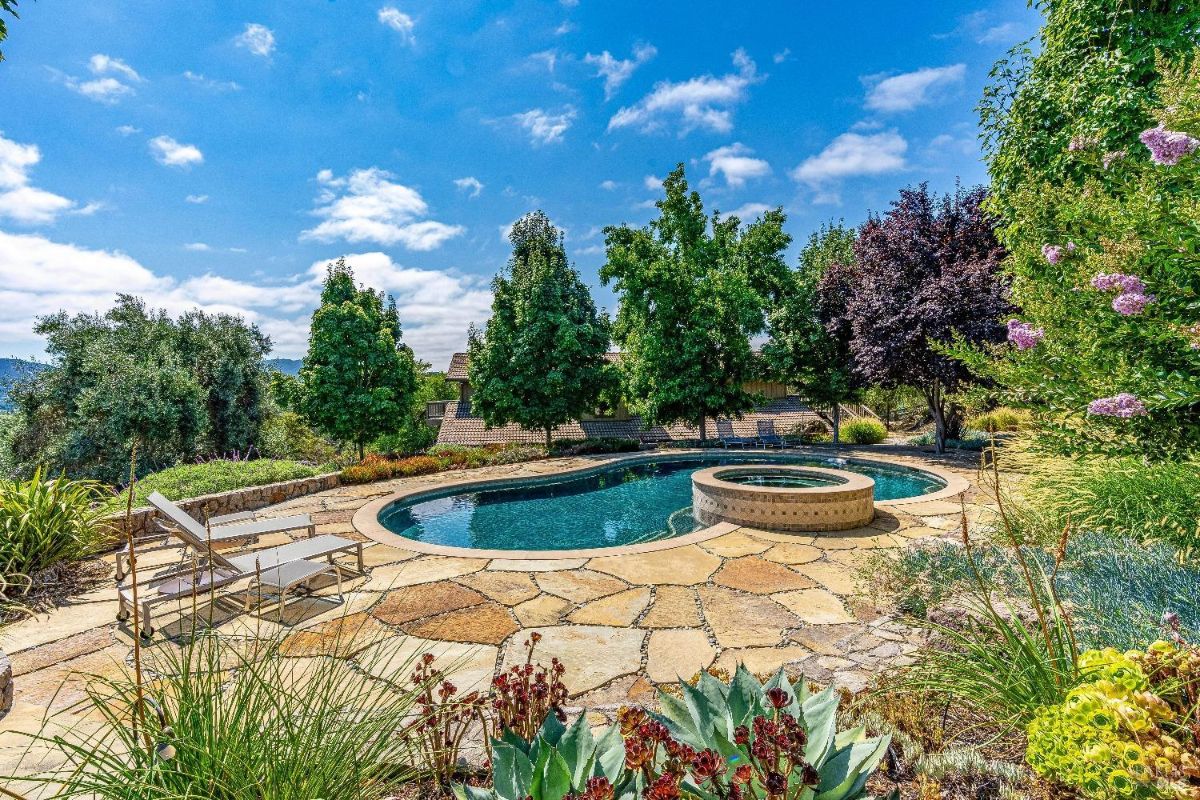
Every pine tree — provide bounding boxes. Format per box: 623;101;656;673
300;258;418;459
468;212;611;449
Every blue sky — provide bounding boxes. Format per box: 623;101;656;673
0;0;1040;367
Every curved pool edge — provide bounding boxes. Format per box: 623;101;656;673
351;448;970;561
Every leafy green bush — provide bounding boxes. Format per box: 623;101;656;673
113;459;325;509
0;468;113;593
257;410;343;464
968;407;1030;433
463;667;889;800
549;437;640;456
1026;642;1200;798
340;445;547;484
839;418;887;444
12;629;431;799
907;430;989;451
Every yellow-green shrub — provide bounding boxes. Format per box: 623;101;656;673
840;418;887;444
1025;642;1200;798
969;407;1031;433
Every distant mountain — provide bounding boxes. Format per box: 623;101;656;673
265;358;302;376
0;358;45;410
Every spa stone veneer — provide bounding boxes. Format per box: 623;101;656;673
691;465;875;532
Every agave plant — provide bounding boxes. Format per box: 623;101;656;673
458;667;892;800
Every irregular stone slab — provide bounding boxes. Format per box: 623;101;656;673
356;636;498;694
568;588;651;627
11;627;112;677
761;543;823;565
573;673;656;708
901;500;966;516
360;544;419;567
588;546;721;586
804;536;857;550
489;558;587;572
513;595;573;627
791;561;859;596
699;531;772;558
455;572;540;606
738;529;817;545
1;602;119;654
773;589;855;625
789;624;869;655
715;645;815;678
372;581;487;626
639;586;702;629
712;557;816;594
361;557;489;591
895;526;945;540
276;588;379;629
279;612;392;658
501;625;644;695
535;569;628;603
697;587;800;649
14;645;132;715
401;602;519;646
646;629;716;684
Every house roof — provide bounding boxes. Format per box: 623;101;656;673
445;351;622;382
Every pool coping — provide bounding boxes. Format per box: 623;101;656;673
351;448;970;560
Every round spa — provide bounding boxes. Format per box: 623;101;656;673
690;465;875;532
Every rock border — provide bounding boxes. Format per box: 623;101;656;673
0;648;11;717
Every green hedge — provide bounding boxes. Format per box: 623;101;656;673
112;459;327;510
839;418;887;444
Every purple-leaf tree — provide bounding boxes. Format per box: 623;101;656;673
844;183;1010;453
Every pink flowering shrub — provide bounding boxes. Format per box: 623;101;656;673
1139;125;1200;166
1041;244;1063;265
1087;393;1148;418
1111;292;1155;316
1007;319;1044;350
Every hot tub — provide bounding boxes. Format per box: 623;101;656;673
690;465;875;532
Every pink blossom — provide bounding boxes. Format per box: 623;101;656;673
1006;319;1044;350
1091;272;1146;294
1139;125;1200;165
1112;292;1155;316
1068;134;1097;151
1087;393;1147;418
1042;244;1063;265
1066;241;1076;253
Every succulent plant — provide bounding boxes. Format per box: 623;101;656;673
456;667;893;800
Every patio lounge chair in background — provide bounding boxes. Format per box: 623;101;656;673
717;419;756;449
756;420;785;449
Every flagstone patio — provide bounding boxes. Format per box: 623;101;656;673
0;447;989;781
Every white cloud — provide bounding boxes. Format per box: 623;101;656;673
0;230;492;364
528;49;558;72
559;0;579;6
453;176;483;198
378;7;415;43
235;23;276;57
772;48;791;64
863;64;965;112
584;43;656;100
61;55;143;103
608;48;762;136
0;132;77;225
554;21;575;36
183;70;241;91
185;194;209;204
149;135;204;168
115;124;141;136
725;202;771;221
599;179;618;191
301;167;464;250
925;132;977;158
184;242;211;251
512;107;576;145
703;142;771;188
977;22;1020;44
790;130;908;185
643;174;662;191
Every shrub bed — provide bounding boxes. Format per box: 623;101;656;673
549;436;641;456
839;418;887;444
112;459;327;510
340;444;547;484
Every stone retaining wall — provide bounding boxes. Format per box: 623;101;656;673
0;649;11;717
106;473;341;538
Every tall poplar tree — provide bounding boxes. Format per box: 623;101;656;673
467;211;611;449
300;258;418;459
601;165;791;440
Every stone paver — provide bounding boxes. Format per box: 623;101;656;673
535;569;628;603
760;542;824;565
371;581;487;626
699;531;773;558
401;602;520;646
505;625;645;695
513;594;573;626
279;612;392;658
588;545;721;586
714;644;814;677
773;588;855;625
361;556;489;590
646;629;716;683
711;556;817;594
791;561;860;595
639;586;702;629
698;587;801;649
568;587;651;626
455;571;541;605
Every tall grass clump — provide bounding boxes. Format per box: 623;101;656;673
967;407;1030;433
11;629;438;799
0;467;112;595
840;418;888;444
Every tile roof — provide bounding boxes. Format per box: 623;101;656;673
445;351;621;382
435;396;826;446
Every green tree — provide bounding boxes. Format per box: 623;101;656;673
601;165;791;440
300;258;419;459
0;1;20;62
980;0;1200;211
762;223;862;443
468;211;611;449
8;295;270;483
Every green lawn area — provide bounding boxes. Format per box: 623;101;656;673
109;459;329;511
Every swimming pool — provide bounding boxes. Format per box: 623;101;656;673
376;453;946;552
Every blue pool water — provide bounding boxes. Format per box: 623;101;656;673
377;454;944;552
